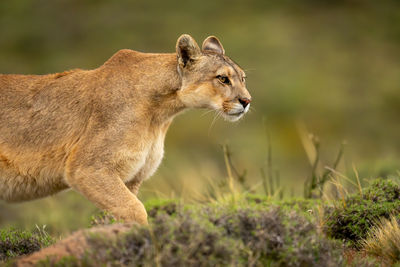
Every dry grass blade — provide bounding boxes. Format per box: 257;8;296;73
223;144;248;188
296;120;318;166
324;167;358;188
328;174;348;208
362;215;400;264
223;144;238;202
352;163;363;196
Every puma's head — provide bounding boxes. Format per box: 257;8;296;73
176;34;251;122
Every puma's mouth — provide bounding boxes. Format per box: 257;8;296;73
223;109;246;122
229;111;244;116
222;112;244;122
221;102;250;122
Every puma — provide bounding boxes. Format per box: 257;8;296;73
0;34;251;224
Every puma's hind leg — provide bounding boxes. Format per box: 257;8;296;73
126;179;142;196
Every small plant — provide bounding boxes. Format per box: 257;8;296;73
0;226;54;261
90;211;119;226
362;215;400;264
222;144;248;191
260;119;283;200
302;135;345;199
324;178;400;248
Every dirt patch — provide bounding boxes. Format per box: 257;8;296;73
15;223;133;266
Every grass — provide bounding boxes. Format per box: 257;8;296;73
0;190;98;236
0;226;54;261
362;215;400;264
37;199;344;267
2;142;400;265
0;136;399;266
3;182;400;265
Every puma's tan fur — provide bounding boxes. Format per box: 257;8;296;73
0;34;251;224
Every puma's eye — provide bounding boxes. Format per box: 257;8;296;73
216;75;231;85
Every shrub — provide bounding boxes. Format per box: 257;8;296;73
0;226;54;261
363;179;400;203
324;178;400;248
83;202;343;266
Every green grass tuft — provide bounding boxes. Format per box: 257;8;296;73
0;226;54;261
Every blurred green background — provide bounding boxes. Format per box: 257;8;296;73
1;0;400;235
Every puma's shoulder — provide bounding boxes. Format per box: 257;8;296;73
101;49;150;68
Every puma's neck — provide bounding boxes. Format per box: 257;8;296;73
143;53;186;125
103;50;187;125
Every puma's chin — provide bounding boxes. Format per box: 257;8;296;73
222;111;245;122
221;103;249;122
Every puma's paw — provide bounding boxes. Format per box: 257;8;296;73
111;200;148;225
132;201;148;225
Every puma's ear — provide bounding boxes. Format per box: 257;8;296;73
202;36;225;55
176;34;201;68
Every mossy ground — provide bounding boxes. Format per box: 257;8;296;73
2;179;400;266
42;199;343;267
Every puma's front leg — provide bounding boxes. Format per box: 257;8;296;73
65;146;148;225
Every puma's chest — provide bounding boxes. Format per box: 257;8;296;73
122;129;166;183
141;132;165;179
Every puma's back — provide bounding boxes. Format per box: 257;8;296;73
0;71;92;148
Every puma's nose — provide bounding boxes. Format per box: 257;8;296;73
238;97;251;108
